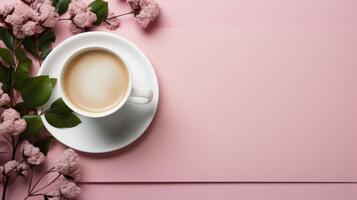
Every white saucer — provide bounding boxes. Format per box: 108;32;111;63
38;32;159;153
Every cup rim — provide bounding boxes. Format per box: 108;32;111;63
59;45;133;118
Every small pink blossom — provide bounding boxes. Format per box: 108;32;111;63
2;108;20;121
3;160;18;174
104;12;120;30
16;162;29;176
134;0;159;28
37;1;59;28
72;11;97;28
0;93;10;106
22;140;45;165
0;120;16;135
0;4;14;17
55;149;80;180
13;119;27;135
59;180;81;199
68;0;88;16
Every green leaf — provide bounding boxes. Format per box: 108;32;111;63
21;115;43;139
50;78;57;87
0;27;14;49
40;48;52;60
49;98;72;115
13;48;31;88
52;0;71;15
39;30;55;48
0;48;13;66
89;0;108;25
45;112;81;128
23;36;37;57
34;136;54;155
23;30;55;60
19;76;53;108
0;63;10;93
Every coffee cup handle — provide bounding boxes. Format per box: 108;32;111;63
128;88;153;104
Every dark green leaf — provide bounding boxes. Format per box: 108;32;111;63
45;112;81;128
40;48;52;60
49;98;72;115
44;195;49;200
23;30;55;60
39;30;55;48
21;115;43;139
0;48;13;66
0;63;10;93
19;76;53;108
51;0;59;6
23;36;37;57
52;0;71;15
34;136;54;155
50;78;57;87
0;27;14;49
13;48;31;88
89;0;108;25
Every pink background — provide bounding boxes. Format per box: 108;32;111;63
4;0;357;199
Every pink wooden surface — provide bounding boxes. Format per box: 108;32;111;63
43;27;357;182
6;182;357;199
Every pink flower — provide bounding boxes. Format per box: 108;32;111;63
59;180;81;199
16;162;29;176
37;1;59;28
68;0;88;16
3;160;18;174
72;11;97;28
67;0;97;34
0;120;16;135
2;108;20;121
1;109;27;136
13;119;27;135
0;4;14;17
4;3;38;26
0;93;10;106
134;0;159;28
22;140;45;165
4;3;40;38
55;149;80;180
46;190;61;200
104;12;120;30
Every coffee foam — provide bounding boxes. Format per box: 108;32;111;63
62;50;129;113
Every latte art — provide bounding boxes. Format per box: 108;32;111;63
62;50;130;113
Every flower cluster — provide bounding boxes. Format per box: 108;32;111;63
21;140;45;165
45;149;81;200
0;108;27;136
68;0;97;34
0;0;58;38
128;0;160;28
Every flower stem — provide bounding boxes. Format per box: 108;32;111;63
32;173;60;194
30;167;55;193
106;11;135;20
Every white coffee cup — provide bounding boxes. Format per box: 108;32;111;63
59;45;153;118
